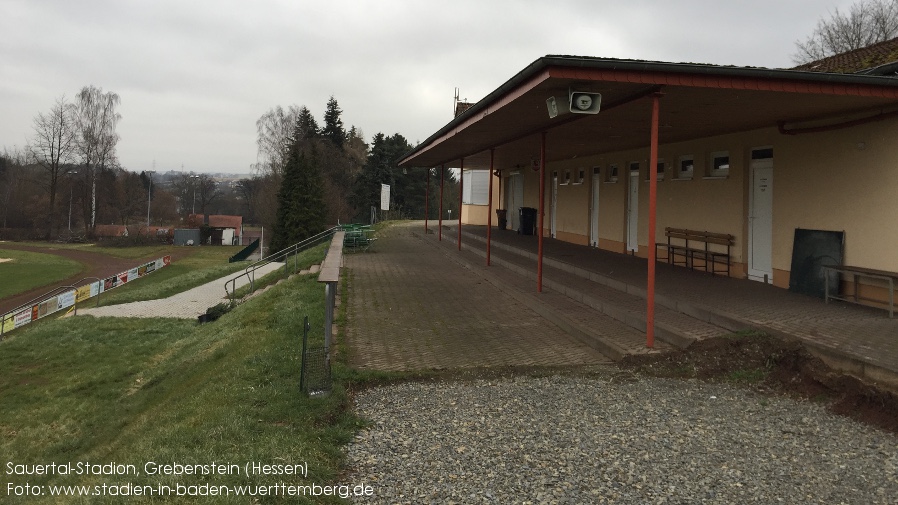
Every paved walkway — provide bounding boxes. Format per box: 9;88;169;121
76;262;285;319
344;224;613;371
448;223;898;389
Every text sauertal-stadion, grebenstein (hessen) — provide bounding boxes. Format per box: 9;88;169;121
5;461;308;477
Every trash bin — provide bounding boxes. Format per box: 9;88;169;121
496;209;507;230
519;207;537;236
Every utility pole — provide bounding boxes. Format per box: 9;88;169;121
146;169;155;227
190;174;200;215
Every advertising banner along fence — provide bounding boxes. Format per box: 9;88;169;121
0;255;172;337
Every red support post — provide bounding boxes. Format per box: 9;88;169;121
538;132;546;293
647;92;662;349
487;149;494;266
458;158;464;251
425;168;429;233
439;165;444;241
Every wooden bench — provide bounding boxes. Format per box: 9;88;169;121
823;265;898;318
658;227;734;276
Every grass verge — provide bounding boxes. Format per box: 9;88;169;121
0;270;362;504
98;247;248;306
229;243;329;301
0;248;85;299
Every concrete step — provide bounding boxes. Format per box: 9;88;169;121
459;230;732;348
417;231;671;360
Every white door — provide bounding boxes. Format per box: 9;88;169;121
627;168;639;252
748;155;773;282
590;167;600;247
551;172;558;238
507;173;523;231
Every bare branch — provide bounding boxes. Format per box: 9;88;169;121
793;0;898;64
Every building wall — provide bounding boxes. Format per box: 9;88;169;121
461;171;502;226
488;117;898;302
774;117;898;281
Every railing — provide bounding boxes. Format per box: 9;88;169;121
1;277;102;339
224;227;339;303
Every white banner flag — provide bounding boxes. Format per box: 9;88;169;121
380;184;390;211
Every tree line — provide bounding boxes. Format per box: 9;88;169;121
248;96;459;252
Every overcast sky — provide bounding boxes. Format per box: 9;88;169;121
1;0;859;175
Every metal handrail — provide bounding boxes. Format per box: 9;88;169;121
224;226;339;302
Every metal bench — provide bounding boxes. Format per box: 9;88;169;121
824;265;898;318
342;228;375;252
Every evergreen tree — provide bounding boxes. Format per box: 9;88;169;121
270;141;326;252
321;96;345;149
294;106;319;144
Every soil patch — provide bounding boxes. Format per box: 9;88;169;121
0;258;12;263
0;244;194;315
619;332;898;434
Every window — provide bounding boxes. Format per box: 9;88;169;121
562;169;571;185
575;168;586;185
647;160;666;181
461;169;490;205
709;151;730;177
676;155;694;179
606;164;619;183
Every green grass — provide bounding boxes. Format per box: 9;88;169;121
0;248;86;299
0;271;361;504
229;243;329;300
97;247;248;306
9;241;179;260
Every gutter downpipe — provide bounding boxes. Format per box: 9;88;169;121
487;149;494;266
647;92;663;348
439;165;444;241
538;132;546;293
425;168;429;233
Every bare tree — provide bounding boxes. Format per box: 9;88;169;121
0;147;29;229
28;95;77;237
255;105;300;177
195;174;222;216
73;85;121;231
793;0;898;64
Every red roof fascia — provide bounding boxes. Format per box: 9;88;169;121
547;66;898;98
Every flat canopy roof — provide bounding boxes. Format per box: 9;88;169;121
399;56;898;170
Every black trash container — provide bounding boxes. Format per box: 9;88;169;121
519;207;537;235
496;209;507;230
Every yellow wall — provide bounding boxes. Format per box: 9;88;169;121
774;117;898;273
490;116;898;299
540;129;776;267
461;171;502;226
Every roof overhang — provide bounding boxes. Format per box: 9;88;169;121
399;56;898;170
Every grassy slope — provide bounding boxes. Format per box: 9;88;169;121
0;272;361;504
0;248;85;299
97;247;248;306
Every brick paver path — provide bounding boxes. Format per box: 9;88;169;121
344;223;612;371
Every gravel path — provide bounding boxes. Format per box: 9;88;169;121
343;371;898;504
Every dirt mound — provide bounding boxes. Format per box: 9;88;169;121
619;332;898;434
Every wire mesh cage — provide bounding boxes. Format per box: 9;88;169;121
300;316;332;397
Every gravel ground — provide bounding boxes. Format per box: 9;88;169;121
342;370;898;504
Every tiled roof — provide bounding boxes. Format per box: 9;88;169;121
208;215;242;229
792;36;898;74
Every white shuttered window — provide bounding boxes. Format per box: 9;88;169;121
462;170;490;205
